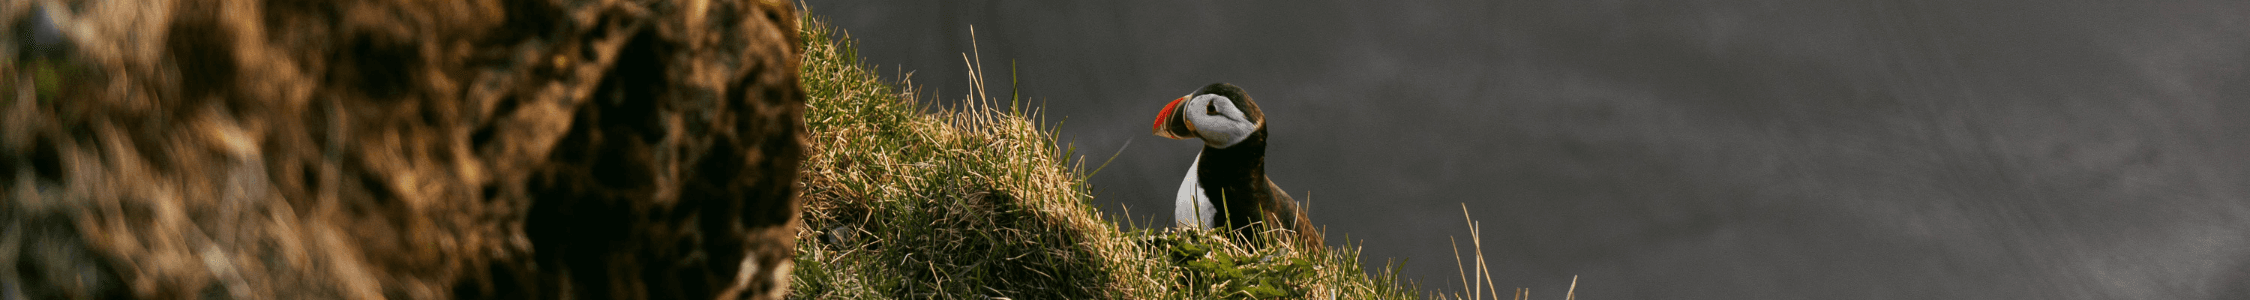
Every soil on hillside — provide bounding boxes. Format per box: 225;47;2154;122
2;0;806;299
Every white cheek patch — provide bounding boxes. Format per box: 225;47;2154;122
1184;94;1255;148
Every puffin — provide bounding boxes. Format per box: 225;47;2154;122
1152;83;1322;248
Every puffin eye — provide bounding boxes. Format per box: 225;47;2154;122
1204;102;1220;116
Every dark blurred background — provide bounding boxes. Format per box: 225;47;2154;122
799;1;2250;299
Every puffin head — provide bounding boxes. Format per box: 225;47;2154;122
1152;83;1265;149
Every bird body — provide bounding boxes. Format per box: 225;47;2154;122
1153;83;1321;248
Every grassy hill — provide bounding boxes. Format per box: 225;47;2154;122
787;16;1422;299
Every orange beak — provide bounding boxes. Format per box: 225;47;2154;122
1152;96;1196;139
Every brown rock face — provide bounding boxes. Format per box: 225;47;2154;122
1;0;805;299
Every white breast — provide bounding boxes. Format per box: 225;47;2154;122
1173;153;1216;228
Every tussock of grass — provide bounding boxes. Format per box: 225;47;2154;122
790;16;1419;299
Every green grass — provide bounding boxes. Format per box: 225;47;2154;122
4;57;76;105
790;15;1421;299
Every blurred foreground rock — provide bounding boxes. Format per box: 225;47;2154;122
1;0;806;299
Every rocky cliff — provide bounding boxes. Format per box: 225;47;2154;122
1;0;804;299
